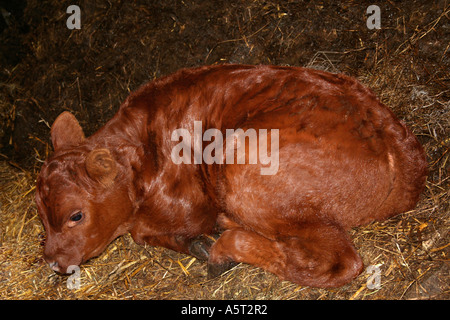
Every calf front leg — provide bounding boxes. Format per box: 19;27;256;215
134;233;218;261
208;222;364;288
130;209;218;260
137;234;191;254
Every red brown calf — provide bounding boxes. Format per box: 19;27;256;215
35;64;427;288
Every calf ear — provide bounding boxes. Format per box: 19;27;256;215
85;149;118;187
51;112;85;150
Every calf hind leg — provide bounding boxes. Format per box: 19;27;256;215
208;223;364;288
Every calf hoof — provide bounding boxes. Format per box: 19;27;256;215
188;234;219;261
207;260;238;279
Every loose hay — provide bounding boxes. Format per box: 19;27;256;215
0;0;449;300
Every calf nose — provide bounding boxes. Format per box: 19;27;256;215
48;261;60;272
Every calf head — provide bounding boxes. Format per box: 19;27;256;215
35;112;134;273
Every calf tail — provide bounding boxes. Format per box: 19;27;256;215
380;117;428;219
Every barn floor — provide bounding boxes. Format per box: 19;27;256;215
0;0;449;300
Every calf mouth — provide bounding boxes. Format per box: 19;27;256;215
46;256;83;274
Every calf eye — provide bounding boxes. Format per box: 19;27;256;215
70;212;83;222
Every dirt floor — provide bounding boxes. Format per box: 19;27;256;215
0;0;448;300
